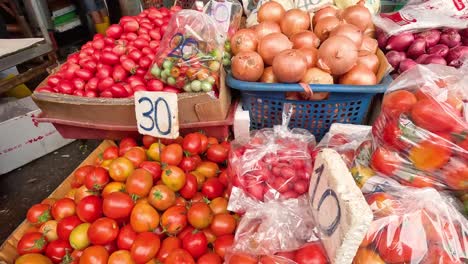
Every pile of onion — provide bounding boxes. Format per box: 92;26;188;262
318;36;358;75
272;49;308;83
258;33;292;65
231;51;264;82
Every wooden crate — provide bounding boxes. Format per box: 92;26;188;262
0;140;116;264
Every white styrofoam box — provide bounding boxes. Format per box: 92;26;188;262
0;97;74;175
233;101;250;139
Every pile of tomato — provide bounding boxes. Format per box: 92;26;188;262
15;133;236;264
37;6;182;98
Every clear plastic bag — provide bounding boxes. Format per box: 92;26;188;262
147;10;225;92
373;0;468;36
225;197;329;264
227;105;316;208
202;0;243;38
371;64;468;191
355;177;468;264
334;0;380;14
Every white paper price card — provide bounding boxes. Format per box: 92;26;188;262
134;91;179;139
309;149;373;264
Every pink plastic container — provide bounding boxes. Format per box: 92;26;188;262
34;101;238;140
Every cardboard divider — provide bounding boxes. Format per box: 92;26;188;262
0;140;116;264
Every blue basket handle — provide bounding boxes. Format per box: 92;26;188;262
226;72;391;93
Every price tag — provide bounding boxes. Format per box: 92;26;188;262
309;149;373;264
134;91;179;139
210;1;232;34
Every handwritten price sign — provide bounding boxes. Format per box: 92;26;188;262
309;149;373;264
134;91;179;139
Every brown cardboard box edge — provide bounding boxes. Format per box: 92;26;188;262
32;68;232;126
0;140;117;263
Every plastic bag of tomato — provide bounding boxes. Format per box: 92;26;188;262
14;133;237;264
354;176;468;264
224;197;329;264
227;107;316;208
371;63;468;191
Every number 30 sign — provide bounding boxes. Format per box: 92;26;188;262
134;91;179;139
309;149;373;264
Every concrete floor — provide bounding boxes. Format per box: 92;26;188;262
0;140;100;244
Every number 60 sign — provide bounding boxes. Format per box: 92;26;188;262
309;149;373;264
134;91;179;139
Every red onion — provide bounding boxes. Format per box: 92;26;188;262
415;29;441;48
427;44;449;58
407;38;426;59
399;59;417;73
440;30;461;48
377;33;388;50
385;50;406;69
386;32;414;51
463;38;468;46
460;29;468;39
416;54;429;64
446;46;468;67
422;55;447;65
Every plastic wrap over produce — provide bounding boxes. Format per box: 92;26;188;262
334;0;380;14
371;63;468;191
227;105;316;208
225;197;329;264
355;176;468;264
373;0;468;36
148;10;225;92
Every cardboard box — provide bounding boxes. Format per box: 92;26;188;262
0;97;74;175
0;141;115;263
32;68;231;126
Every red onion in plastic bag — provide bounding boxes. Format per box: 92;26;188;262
427;44;449;58
407;38;426;59
386;32;414;51
386;50;406;70
399;58;417;73
415;29;441;48
422;54;447;65
446;46;468;67
440;29;461;48
416;54;429;64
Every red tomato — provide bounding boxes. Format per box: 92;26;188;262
198;252;222;264
103;146;119;160
147;79;164;91
27;204;51;226
45;240;72;263
75;69;93;81
117;224;137;250
218;170;229;187
210;213;236;236
202;178;224;199
41;198;57;207
131;232;160;264
84;167;109;191
103;191;134;220
148;184;176;211
444;163;468;190
51;198;76;221
179;173;198;199
157;236;182;262
76;195;103;223
411;99;462;133
382;90;417;116
119;138;138;156
87;217;119;245
210;197;228;215
179;156;198;173
295;242;328;264
187;202;213;229
130;202;160;233
160;205;188;235
57;216;82;241
47;75;62;87
228;253;258;264
106;24;123;39
380;119;410;151
123;20;139;32
207;137;219;146
79;245;109;264
182;231;208;259
178;226;195;241
206;145;229;163
108;250;134;264
17;232;47;255
139;161;162;182
366;192;398;217
195;162;219;178
109;157;135;182
129;50;143;62
198;134;209;153
161;144;183;166
126;168;153;198
213;235;234;258
183;133;202;155
202;228;217;244
371;147;401;175
165;249;195;264
101;51;119;65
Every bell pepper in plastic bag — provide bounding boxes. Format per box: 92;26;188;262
371;64;468;191
148;10;225;92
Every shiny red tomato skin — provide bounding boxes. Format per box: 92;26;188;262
17;232;47;255
198;252;222;264
371;147;401;175
119;138;138;156
84;167;109;191
206;144;229;163
27;204;51;226
103;146;119;160
183;133;202;155
57;215;82;241
45;239;72;263
295;242;328;264
131;232;161;264
51;198;76;221
213;234;234;258
76;195;103;223
201;178;224;199
165;248;195;264
179;173;198;199
156;236;182;262
79;245;109;264
117;224;137;250
140;161;162;182
102;191;134;220
87;217;119;245
182;231;208;259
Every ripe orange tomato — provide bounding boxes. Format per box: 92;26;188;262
195;162;219;178
210;197;228;215
353;248;384;264
160;205;188;235
130;203;160;233
102;182;126;198
109;157;135;182
228;253;258;264
124;147;147;167
198;252;222;264
210;213;237;236
382;90;417;116
15;253;52;264
187;202;213;229
156;236;182;262
365;192;398;217
161;144;183;165
409;138;451;172
108;250;135;264
443;163;468;190
148;184;176;211
126;169;153;198
162;165;186;191
164;249;195;264
79;245;109;264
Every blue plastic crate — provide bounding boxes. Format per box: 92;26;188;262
227;73;391;140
